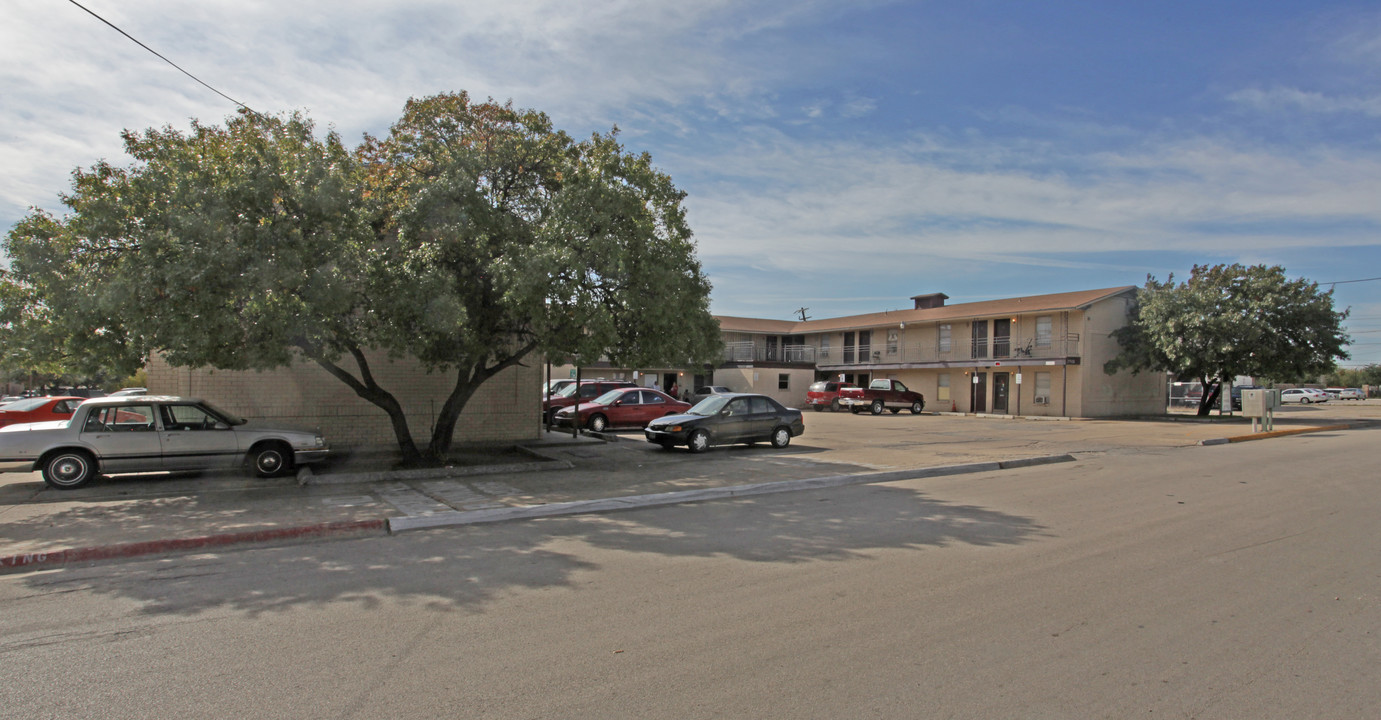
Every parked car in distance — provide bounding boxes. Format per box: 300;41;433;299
1279;388;1330;404
689;386;734;404
0;395;329;489
1326;387;1365;400
805;380;857;412
108;387;148;396
552;387;691;432
0;396;87;429
838;379;926;415
543;379;637;423
543;379;576;398
645;393;805;453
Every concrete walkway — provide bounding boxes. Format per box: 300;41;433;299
2;403;1375;573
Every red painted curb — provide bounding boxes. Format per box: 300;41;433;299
0;518;388;572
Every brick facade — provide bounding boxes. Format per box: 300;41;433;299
146;351;542;450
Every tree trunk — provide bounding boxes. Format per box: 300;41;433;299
299;342;423;464
1196;378;1222;417
425;342;539;460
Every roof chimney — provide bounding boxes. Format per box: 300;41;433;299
911;292;949;310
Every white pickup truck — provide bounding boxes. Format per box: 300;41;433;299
0;395;329;489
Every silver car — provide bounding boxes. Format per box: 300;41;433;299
0;395;329;489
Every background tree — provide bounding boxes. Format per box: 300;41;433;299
1105;264;1350;416
0;93;722;463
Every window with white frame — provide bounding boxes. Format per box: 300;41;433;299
819;334;831;358
938;324;951;353
1035;372;1051;404
937;373;950;401
1036;316;1052;348
778;373;790;390
887;329;898;355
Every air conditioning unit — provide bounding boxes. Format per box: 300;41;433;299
1033;396;1049;405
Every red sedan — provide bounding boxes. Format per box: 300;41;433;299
551;387;691;432
0;396;87;428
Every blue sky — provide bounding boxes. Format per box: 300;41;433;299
4;1;1381;365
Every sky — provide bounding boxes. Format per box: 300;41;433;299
4;1;1381;366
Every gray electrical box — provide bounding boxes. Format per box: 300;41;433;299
1242;389;1280;432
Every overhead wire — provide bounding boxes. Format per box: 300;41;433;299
66;0;259;116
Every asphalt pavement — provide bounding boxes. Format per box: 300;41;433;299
1;402;1374;573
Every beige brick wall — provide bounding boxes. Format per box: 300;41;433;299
146;351;542;451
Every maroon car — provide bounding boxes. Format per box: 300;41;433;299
551;387;691;432
543;379;637;424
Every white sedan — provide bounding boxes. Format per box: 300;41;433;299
1280;388;1330;404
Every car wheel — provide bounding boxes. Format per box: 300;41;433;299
812;405;823;412
42;450;96;490
588;414;608;433
910;401;924;414
249;442;294;478
871;400;885;415
688;429;710;453
770;426;791;449
830;398;841;412
1301;397;1311;404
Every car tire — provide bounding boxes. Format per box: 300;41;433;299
812;405;823;412
910;401;924;414
42;450;96;490
870;399;885;415
770;426;791;449
830;399;841;412
249;442;294;478
1301;397;1311;404
588;414;608;433
687;429;710;453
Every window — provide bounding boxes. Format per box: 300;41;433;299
160;404;224;431
938;324;951;353
938;373;951;401
750;396;775;414
819;335;830;358
778;373;790;390
886;329;898;355
971;320;988;359
84;404;155;432
1035;372;1052;403
1036;316;1052;348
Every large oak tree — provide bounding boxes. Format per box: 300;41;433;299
1105;264;1349;416
1;92;722;462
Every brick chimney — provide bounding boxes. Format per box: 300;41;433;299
911;293;949;310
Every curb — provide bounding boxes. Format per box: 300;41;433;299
388;454;1078;533
0;518;388;574
1200;423;1354;446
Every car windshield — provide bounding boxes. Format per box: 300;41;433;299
592;389;626;405
689;395;732;415
1;397;50;412
198;401;245;426
552;384;582;398
809;382;827;392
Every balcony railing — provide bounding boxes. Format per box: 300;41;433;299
722;342;817;364
812;333;1080;366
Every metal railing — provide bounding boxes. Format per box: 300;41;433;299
721;342;817;364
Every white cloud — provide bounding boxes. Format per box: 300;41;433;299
1227;87;1381;117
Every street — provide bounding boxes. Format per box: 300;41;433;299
2;428;1379;718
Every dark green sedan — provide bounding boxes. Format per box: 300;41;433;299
644;393;805;453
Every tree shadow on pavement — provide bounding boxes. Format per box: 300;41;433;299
12;483;1046;618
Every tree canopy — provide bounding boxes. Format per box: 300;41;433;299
1;92;722;462
1105;263;1350;415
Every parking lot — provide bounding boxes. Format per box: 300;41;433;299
2;399;1376;569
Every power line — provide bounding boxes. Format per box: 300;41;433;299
1323;276;1381;285
67;0;258;115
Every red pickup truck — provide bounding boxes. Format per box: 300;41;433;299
838;379;926;415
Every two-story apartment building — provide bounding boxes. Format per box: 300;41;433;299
708;286;1163;417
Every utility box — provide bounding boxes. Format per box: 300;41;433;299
1241;389;1280;432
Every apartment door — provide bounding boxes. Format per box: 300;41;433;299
971;321;988;359
993;372;1009;414
971;372;988;412
993;319;1011;358
843;332;856;363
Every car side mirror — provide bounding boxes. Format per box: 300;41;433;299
214;422;230;430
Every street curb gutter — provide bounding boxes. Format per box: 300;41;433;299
388;454;1078;533
1199;423;1353;446
0;519;387;574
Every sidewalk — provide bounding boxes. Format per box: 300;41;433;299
1;410;1372;573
